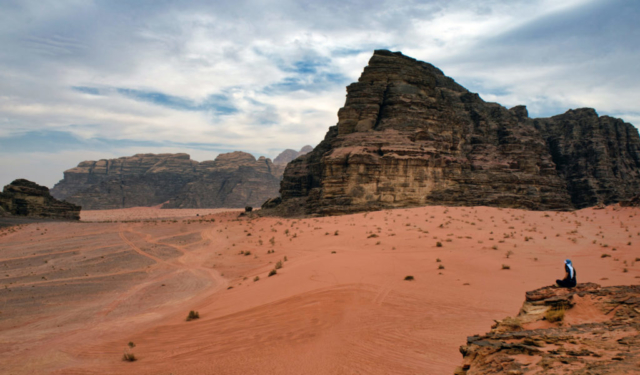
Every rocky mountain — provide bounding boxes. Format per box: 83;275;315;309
51;152;281;210
454;283;640;374
265;50;640;216
0;179;80;219
273;145;313;165
271;145;314;179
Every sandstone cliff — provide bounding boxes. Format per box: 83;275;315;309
0;179;80;219
454;283;640;374
267;50;640;216
51;152;281;210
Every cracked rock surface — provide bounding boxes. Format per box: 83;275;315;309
455;283;640;374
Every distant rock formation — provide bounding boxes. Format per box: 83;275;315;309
51;152;282;210
162;152;281;209
272;146;313;179
0;179;80;219
454;283;640;374
273;145;313;165
265;50;640;216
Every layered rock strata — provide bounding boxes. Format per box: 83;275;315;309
454;283;640;375
51;152;281;210
268;50;640;216
0;179;80;219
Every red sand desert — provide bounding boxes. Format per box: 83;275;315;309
1;205;639;374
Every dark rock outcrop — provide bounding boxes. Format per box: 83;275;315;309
0;179;80;219
454;283;640;374
620;194;640;207
266;50;640;216
51;152;281;210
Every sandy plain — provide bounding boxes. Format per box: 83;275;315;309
0;205;638;374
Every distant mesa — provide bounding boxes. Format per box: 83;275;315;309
0;179;80;220
263;50;640;216
51;148;313;210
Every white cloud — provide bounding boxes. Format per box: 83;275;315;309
0;0;638;188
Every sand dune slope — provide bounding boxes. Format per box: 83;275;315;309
1;205;638;374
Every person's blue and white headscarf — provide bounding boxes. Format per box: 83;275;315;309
565;259;574;278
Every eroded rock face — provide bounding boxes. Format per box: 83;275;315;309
51;152;281;210
536;109;640;208
455;283;640;375
0;179;80;219
269;50;640;216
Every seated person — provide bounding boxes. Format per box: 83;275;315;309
556;259;576;288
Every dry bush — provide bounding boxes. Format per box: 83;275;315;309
404;275;414;281
186;310;200;321
545;308;565;323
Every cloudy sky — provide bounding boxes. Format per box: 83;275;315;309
1;0;638;187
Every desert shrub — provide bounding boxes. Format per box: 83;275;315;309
128;342;136;348
254;276;260;282
122;353;137;362
275;260;283;269
186;310;200;321
601;254;611;258
244;251;251;256
436;258;441;262
284;256;288;261
502;264;510;270
268;269;277;277
438;264;445;270
368;233;379;238
404;275;414;281
506;250;513;258
331;251;336;254
436;242;442;247
545;308;565;323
